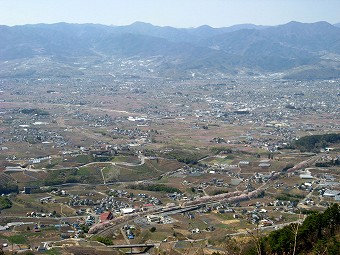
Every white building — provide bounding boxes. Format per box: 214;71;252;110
121;208;135;214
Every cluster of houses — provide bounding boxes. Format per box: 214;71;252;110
8;122;67;148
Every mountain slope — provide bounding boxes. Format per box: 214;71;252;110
198;21;340;70
1;21;340;78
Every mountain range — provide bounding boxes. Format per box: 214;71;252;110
1;21;340;79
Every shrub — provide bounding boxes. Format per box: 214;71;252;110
95;236;113;245
0;196;12;209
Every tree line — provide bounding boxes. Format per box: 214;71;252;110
288;133;340;152
127;183;181;194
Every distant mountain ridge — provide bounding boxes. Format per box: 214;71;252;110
1;21;340;79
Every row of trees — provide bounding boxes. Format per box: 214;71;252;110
20;108;49;115
127;183;181;193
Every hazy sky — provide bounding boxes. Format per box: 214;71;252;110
1;0;339;27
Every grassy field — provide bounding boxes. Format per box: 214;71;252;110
201;156;234;165
103;158;184;182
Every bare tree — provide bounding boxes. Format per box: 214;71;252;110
246;223;262;255
289;210;303;255
289;222;299;255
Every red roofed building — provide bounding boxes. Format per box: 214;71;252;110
100;211;113;223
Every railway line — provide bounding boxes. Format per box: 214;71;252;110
92;188;265;238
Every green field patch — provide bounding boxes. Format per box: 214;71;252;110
102;165;121;181
215;223;229;229
74;155;93;164
114;164;159;181
157;176;169;184
163;148;208;165
111;156;140;164
148;231;169;242
0;234;27;244
203;157;234;165
78;164;105;175
44;168;77;185
43;165;105;185
77;166;92;176
102;164;150;182
214;213;235;221
42;248;62;255
75;165;103;183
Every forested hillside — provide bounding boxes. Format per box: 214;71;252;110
289;133;340;152
246;204;340;255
